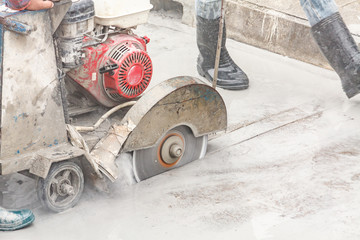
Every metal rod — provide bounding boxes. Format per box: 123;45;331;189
74;101;137;132
212;0;225;89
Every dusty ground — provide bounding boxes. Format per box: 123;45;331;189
2;11;360;240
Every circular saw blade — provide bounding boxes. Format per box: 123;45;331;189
132;126;208;182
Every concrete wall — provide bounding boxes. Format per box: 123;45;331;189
151;0;360;69
225;1;329;68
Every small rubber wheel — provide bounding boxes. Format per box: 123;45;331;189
37;161;84;212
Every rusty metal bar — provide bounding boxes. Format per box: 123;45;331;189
0;17;32;35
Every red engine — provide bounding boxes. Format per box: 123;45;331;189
67;34;153;107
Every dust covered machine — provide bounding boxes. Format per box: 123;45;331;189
0;0;227;212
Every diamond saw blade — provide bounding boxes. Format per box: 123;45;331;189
132;126;208;182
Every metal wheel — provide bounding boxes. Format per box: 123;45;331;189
133;125;208;182
37;161;84;212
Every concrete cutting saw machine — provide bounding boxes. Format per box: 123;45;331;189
0;0;227;212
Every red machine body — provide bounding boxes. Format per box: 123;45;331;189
67;34;153;107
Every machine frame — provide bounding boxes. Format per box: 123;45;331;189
0;1;227;212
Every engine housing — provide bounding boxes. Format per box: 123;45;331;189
67;34;153;107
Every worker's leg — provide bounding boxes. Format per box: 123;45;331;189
195;0;249;90
301;0;360;98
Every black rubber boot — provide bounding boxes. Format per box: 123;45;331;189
311;12;360;98
196;16;249;90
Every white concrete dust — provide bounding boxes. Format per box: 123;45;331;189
0;207;18;222
0;174;37;210
114;153;137;187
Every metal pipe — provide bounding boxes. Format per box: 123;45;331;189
212;0;225;89
74;101;137;132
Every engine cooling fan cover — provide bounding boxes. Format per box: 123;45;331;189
103;42;153;100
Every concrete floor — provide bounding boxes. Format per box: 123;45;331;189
2;12;360;239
